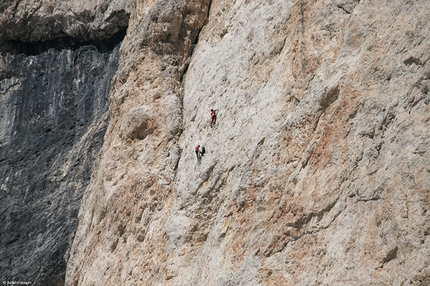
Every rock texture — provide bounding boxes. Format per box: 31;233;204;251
0;1;129;285
0;0;131;45
0;44;120;285
66;0;211;284
64;0;429;285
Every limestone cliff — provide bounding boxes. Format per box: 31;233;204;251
64;0;430;285
0;1;129;285
0;0;130;45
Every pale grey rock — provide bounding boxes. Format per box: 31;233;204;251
67;0;430;285
335;0;360;14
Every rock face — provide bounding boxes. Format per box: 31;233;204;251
0;43;120;285
66;0;212;284
0;1;129;285
64;0;427;285
0;0;130;45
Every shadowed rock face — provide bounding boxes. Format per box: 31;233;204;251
0;25;125;286
0;1;130;283
0;0;130;45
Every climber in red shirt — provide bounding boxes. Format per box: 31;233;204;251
210;109;218;127
195;145;200;159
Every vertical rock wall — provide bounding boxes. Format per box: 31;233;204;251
0;1;129;285
0;43;120;285
66;0;212;284
65;0;429;285
174;1;430;285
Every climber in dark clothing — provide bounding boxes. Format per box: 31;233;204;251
195;145;205;160
210;109;218;127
